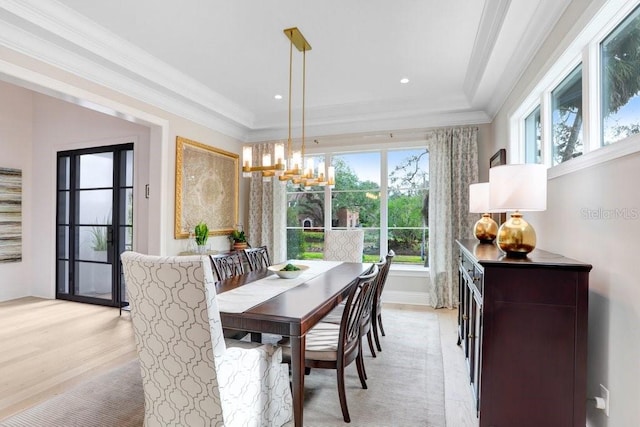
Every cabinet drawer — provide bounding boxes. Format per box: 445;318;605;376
489;268;579;306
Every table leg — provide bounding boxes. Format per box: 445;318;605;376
291;335;305;427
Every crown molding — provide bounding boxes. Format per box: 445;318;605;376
247;109;491;143
0;0;253;139
463;0;510;102
0;0;499;142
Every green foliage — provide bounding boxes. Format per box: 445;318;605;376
287;229;306;259
89;226;108;251
194;221;209;245
229;229;247;243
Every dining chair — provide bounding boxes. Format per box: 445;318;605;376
323;229;365;262
282;264;379;423
121;252;293;427
372;250;395;351
210;251;245;280
210;252;251;340
243;246;272;271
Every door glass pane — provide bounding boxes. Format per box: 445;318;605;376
79;152;113;189
57;226;69;258
76;261;112;299
601;5;640;146
57;261;69;293
58;156;70;190
77;225;108;262
78;189;112;225
551;64;583;165
57;191;69;224
122;188;133;226
125;150;134;186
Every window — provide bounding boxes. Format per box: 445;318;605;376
601;5;640;146
524;106;541;163
513;1;640;174
285;148;429;266
551;65;583;165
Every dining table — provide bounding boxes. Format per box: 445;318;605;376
215;259;368;427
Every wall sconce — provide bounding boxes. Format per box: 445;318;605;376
489;164;547;257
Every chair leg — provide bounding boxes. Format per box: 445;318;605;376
356;343;368;385
337;363;351;423
366;330;377;358
378;313;386;336
372;318;382;352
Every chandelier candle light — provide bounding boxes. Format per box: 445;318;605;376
469;182;498;243
489;163;547;257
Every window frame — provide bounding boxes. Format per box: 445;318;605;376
511;0;640;179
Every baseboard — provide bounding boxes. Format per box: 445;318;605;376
382;290;431;306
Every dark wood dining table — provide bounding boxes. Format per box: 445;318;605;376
215;261;367;427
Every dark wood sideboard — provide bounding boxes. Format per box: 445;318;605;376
456;239;592;427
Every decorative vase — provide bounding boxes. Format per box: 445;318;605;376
197;244;208;254
232;242;248;251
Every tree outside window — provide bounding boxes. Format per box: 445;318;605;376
601;4;640;146
552;64;583;165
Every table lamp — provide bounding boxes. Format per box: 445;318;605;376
489;164;547;257
469;182;498;243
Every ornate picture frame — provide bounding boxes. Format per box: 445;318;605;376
174;136;239;239
489;148;507;225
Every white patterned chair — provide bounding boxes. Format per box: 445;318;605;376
323;229;365;262
121;252;293;427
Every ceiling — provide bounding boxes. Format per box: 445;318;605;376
0;0;572;142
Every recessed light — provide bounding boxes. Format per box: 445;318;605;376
274;94;283;100
400;78;409;84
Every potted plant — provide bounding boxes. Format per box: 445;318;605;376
229;228;248;250
194;221;209;254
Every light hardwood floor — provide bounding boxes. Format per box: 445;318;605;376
0;297;478;426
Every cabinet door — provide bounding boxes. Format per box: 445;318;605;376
469;294;482;413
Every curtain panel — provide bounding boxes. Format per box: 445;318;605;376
247;143;287;264
427;127;478;308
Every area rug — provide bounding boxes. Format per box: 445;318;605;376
0;307;445;427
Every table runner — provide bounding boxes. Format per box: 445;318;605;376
216;260;343;313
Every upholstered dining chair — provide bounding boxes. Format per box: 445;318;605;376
243;246;271;271
323;229;365;262
210;251;245;280
121;252;293;427
372;250;395;352
282;264;379;423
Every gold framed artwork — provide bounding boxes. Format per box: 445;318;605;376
174;136;239;239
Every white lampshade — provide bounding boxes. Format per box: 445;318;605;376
469;183;491;213
489;164;547;211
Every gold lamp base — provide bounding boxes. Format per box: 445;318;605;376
474;214;498;243
496;211;536;257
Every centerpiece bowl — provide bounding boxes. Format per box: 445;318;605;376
267;263;309;279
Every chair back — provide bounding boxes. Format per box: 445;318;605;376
210;252;245;280
339;264;379;360
243;246;271;271
323;229;365;262
361;258;386;332
121;252;227;426
375;250;395;310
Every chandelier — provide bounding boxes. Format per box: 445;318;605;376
242;27;334;189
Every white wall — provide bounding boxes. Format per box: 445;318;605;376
490;0;638;425
0;82;33;300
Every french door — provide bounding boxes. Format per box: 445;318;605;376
56;144;134;308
